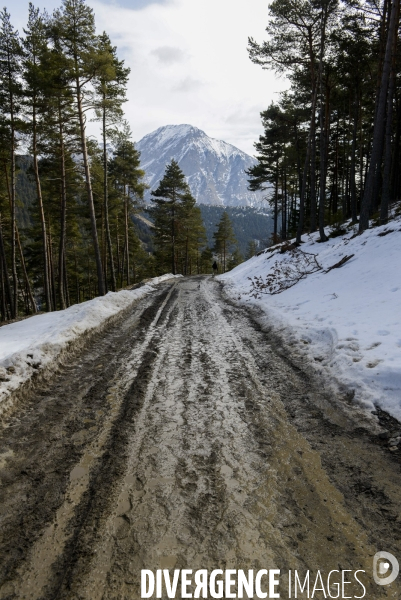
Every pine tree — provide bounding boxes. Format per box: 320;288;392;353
54;0;111;296
0;136;13;318
200;247;213;274
93;32;130;291
22;3;52;311
109;128;146;287
0;8;23;317
246;240;258;259
227;246;243;271
33;20;79;309
213;211;237;273
359;0;401;231
176;193;206;275
150;160;192;275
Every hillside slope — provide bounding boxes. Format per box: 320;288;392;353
136;124;267;207
220;215;401;421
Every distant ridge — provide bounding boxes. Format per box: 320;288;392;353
136;124;267;207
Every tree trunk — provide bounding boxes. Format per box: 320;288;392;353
75;76;105;295
310;115;317;231
7;62;17;318
31;103;51;312
297;83;318;244
116;213;121;284
185;234;189;275
16;227;36;313
294;122;303;205
274;165;278;238
0;213;12;315
359;0;400;231
318;5;329;243
171;198;176;275
390;94;401;200
48;220;56;310
10;130;17;317
350;88;359;223
4;166;36;313
103;100;116;292
124;188;130;286
73;243;79;304
282;166;287;240
381;18;398;223
0;260;6;321
58;114;67;310
64;253;70;307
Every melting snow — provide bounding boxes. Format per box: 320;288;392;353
220;217;401;421
0;274;182;412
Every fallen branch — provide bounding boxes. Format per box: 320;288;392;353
325;254;354;273
247;248;322;297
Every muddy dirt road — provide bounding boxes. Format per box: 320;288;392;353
0;276;400;599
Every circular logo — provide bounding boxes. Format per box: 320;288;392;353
373;552;399;586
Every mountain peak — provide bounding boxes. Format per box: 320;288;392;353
142;124;201;144
136;124;266;207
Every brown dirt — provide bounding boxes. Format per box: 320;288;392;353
0;277;400;599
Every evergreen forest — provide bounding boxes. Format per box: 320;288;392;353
247;0;401;242
0;0;240;321
0;0;399;321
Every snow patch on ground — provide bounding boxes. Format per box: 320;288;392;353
0;274;181;412
219;218;401;421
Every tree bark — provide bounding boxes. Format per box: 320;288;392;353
297;84;318;243
58;112;67;310
380;9;399;224
318;4;329;243
102;99;116;292
171;196;176;275
31;101;51;312
10;111;17;317
16;227;36;313
124;187;130;286
4;166;36;313
75;75;105;295
390;94;401;200
274;164;278;238
116;213;121;283
359;0;400;231
350;88;359;224
310;115;317;232
48;220;56;310
0;213;12;315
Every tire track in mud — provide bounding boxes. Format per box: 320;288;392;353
220;293;401;574
0;283;176;599
55;278;400;598
97;277;399;599
1;277;401;600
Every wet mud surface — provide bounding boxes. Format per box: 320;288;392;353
0;277;400;599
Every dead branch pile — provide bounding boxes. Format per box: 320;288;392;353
248;248;322;297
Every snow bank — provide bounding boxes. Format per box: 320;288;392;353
0;274;181;414
219;218;401;421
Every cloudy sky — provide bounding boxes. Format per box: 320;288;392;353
9;0;287;155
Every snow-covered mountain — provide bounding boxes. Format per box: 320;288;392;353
136;124;266;207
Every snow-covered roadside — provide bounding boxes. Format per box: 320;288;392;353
0;274;182;415
219;217;401;421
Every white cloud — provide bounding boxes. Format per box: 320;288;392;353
91;0;288;154
172;76;203;93
151;45;187;65
11;0;288;155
